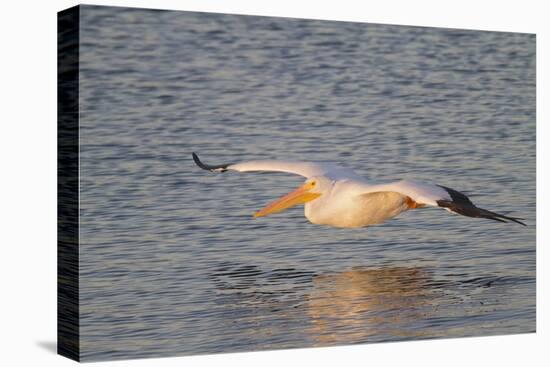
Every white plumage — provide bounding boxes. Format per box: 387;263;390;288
193;153;525;228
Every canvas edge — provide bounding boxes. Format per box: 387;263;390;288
57;4;81;362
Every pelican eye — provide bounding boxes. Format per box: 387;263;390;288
311;181;316;186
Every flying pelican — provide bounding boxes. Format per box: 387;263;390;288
192;152;525;228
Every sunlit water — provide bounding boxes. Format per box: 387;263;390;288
77;5;535;361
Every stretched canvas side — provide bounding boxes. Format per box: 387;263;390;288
57;5;80;362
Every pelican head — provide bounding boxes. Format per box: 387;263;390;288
253;176;328;218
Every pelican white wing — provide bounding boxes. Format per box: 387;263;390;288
358;179;452;207
355;179;525;225
192;152;361;180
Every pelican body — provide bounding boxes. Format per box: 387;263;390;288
193;153;525;228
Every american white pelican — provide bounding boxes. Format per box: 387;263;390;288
192;153;525;228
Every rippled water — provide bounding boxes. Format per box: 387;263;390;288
77;5;536;362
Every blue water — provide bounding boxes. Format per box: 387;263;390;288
77;5;535;361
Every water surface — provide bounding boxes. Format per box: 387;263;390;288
77;5;535;361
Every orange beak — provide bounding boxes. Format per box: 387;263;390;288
254;182;321;218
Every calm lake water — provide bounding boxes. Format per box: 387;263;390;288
77;5;536;362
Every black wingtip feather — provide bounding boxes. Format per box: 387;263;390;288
436;185;526;226
490;212;526;226
437;198;526;226
192;152;203;168
192;152;230;172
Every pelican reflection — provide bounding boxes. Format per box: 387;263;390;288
307;266;434;345
209;264;436;347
